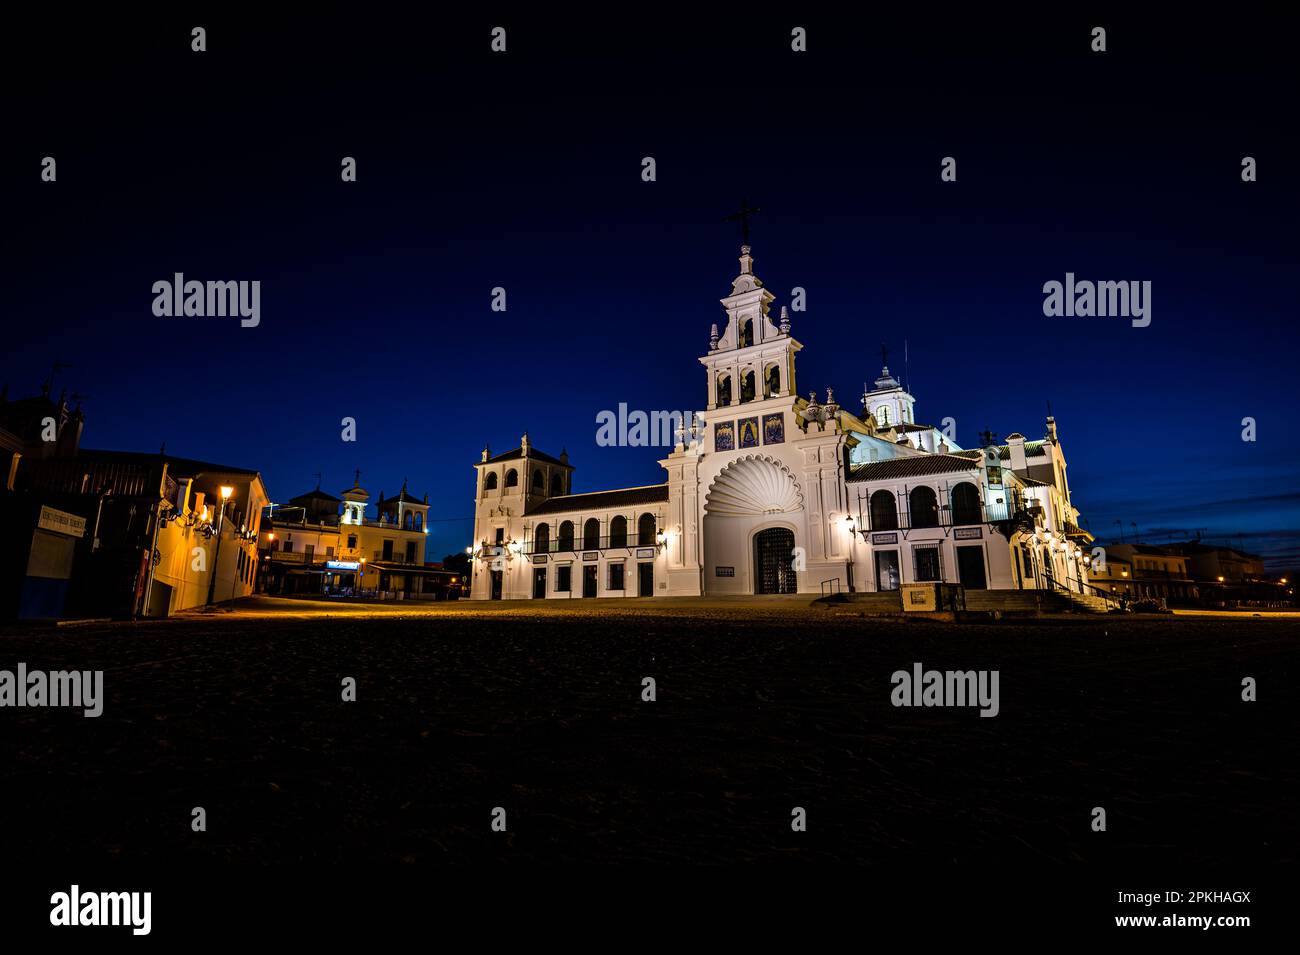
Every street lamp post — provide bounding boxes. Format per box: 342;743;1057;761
205;485;234;606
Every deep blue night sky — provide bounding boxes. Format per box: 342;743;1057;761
6;11;1297;568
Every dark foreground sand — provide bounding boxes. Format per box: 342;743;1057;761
0;598;1295;864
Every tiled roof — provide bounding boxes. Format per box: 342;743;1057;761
484;446;569;467
378;489;425;505
79;448;260;476
527;483;669;516
846;454;979;482
290;489;342;503
952;440;1048;461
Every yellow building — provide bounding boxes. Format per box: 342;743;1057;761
260;475;441;599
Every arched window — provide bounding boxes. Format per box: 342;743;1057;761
740;319;754;347
909;486;939;528
505;469;519;488
876;405;890;425
609;515;628;548
403;512;413;529
870;490;898;530
951;482;982;525
637;512;657;546
414;513;423;531
558;521;575;551
740;370;756;403
583;518;600;550
718;374;732;406
483;472;498;492
766;364;780;397
533;469;544;491
551;473;564;495
534;522;550;554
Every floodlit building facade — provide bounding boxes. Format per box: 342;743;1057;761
469;244;1098;600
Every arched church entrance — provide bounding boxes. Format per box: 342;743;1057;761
753;527;797;595
703;454;806;596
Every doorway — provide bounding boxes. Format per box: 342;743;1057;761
957;546;987;590
532;567;546;599
582;565;598;598
875;549;900;591
638;562;654;597
753;527;797;594
490;569;503;600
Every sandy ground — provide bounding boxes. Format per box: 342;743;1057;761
0;597;1295;864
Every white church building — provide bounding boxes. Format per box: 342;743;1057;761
469;244;1095;601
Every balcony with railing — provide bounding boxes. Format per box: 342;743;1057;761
371;550;421;564
526;534;658;555
859;499;1026;533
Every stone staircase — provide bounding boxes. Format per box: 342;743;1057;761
823;588;1111;615
1055;590;1111;614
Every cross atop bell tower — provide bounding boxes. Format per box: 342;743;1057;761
723;199;761;247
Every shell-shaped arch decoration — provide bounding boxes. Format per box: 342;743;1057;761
704;454;805;517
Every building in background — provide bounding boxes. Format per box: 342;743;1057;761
0;382;268;619
1089;544;1196;604
259;475;458;599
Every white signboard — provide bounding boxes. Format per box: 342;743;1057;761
37;506;86;538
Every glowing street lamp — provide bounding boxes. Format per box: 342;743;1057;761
206;485;237;605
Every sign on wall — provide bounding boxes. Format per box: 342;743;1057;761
954;527;983;540
715;566;735;577
902;583;937;612
872;532;898;545
636;548;656;558
38;506;86;538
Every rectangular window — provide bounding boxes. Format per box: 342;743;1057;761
327;546;335;557
405;541;417;563
347;535;357;549
305;544;315;559
608;564;625;590
495;528;505;544
283;541;293;553
556;566;572;592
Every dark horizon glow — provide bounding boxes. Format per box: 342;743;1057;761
6;11;1297;569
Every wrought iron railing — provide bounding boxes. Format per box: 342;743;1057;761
860;500;1022;532
527;535;658;555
